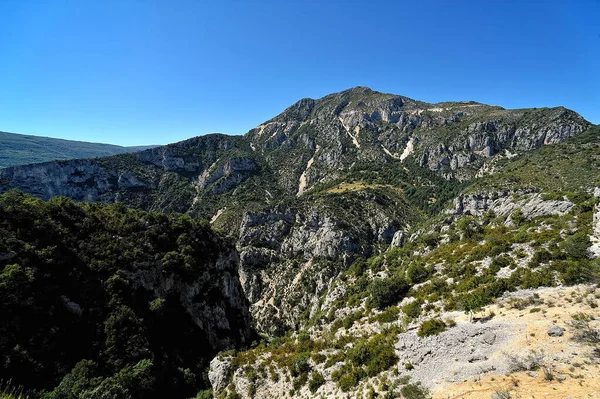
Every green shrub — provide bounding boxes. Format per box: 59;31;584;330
407;263;429;285
400;382;430;399
490;255;512;272
348;334;399;377
460;289;492;314
374;306;400;323
417;319;446;338
195;390;213;399
289;353;310;377
561;232;591;260
368;276;409;309
512;208;526;226
457;217;481;239
308;371;325;393
402;299;424;320
519;269;555;289
337;371;360;392
528;249;553;267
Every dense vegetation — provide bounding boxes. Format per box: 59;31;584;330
0;191;253;399
0;131;155;168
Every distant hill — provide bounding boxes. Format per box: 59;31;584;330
0;130;158;168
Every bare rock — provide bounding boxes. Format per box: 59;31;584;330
209;355;232;392
547;325;565;337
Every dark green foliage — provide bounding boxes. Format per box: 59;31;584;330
331;363;365;392
374;306;400;323
511;208;526;226
368;276;409;309
561;232;591;260
347;334;398;377
194;390;213;399
400;382;430;399
406;263;429;285
288;353;311;377
417;319;446;338
457;217;482;240
0;191;254;398
308;371;325;393
528;249;553;267
402;299;424;320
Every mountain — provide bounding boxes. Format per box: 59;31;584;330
1;87;599;399
0;87;592;331
0;130;158;168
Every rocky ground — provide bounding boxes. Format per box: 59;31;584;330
431;285;600;399
211;284;600;399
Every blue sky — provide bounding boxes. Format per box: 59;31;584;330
0;1;598;146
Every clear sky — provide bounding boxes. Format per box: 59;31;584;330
0;1;598;146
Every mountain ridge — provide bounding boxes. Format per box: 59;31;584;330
0;86;594;336
0;130;158;168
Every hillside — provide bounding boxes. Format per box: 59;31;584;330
0;131;157;168
0;87;599;398
0;191;255;398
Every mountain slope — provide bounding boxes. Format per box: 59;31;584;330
0;87;594;336
0;191;255;398
0;130;157;168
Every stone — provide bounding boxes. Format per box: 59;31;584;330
390;231;404;248
209;355;233;392
547;325;565;337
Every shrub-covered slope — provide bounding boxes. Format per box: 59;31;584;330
0;191;255;398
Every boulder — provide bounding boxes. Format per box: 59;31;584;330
547;325;565;337
208;355;232;392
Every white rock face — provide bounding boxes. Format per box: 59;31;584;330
209;356;232;393
589;187;600;258
390;231;404;248
448;192;574;221
400;138;415;161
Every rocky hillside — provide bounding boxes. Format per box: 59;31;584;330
0;130;156;168
0;191;255;398
0;87;593;338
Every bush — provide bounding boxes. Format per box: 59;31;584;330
400;382;430;399
402;299;424;320
308;371;325;393
195;390;213;399
289;353;310;377
348;334;399;377
374;306;400;323
337;371;360;392
369;276;409;309
457;217;481;239
561;232;591;260
490;255;512;272
460;289;492;314
511;208;526;226
417;319;446;338
407;263;429;285
528;249;553;267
